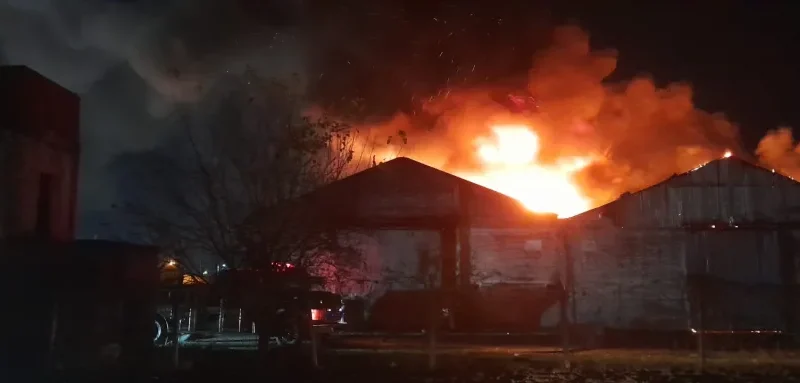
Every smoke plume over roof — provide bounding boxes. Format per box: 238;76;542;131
1;1;796;234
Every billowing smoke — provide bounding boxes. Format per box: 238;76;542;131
0;0;308;218
3;1;792;230
756;127;800;177
2;0;558;231
354;26;745;207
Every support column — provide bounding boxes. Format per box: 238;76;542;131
439;226;457;290
458;225;471;288
457;184;472;288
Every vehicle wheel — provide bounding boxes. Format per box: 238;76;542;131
154;314;169;345
278;323;299;345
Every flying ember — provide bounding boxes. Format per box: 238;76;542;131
453;125;592;218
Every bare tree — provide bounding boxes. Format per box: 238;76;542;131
115;70;383;357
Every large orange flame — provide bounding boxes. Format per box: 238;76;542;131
453;124;593;218
340;26;758;219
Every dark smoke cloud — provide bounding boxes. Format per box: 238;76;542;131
6;1;761;232
2;0;556;232
0;0;309;228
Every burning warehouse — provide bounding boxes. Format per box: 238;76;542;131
298;157;567;332
565;155;800;332
300;154;800;334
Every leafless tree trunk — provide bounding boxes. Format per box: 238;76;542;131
114;72;405;360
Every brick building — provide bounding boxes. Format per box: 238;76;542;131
0;65;80;240
0;67;158;375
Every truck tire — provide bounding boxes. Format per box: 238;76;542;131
154;314;170;345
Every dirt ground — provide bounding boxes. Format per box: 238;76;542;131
121;346;800;383
46;336;800;382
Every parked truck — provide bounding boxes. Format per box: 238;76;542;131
153;260;346;345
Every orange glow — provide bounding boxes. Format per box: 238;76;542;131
453;125;592;218
339;25;766;219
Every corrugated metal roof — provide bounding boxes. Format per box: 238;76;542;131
570;156;800;227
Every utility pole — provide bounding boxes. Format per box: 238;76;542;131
559;228;573;368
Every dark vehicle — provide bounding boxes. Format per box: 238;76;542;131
309;290;346;325
153;261;345;345
273;289;345;343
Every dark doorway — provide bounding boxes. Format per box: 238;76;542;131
35;173;53;238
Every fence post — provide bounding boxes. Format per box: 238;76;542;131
697;281;706;372
428;291;438;371
217;298;225;333
169;291;181;368
310;322;320;368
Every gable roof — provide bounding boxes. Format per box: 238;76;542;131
289;157;556;228
569;155;800;224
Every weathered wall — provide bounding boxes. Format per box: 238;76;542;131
565;225;798;331
4;133;78;240
469;227;563;327
469;228;561;286
685;230;792;330
324;230;442;302
332;224;567;329
566;220;689;330
338;227;565;295
0;66;80;241
567;157;800;331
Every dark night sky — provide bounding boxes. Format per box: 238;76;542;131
304;1;799;150
549;2;798;150
2;0;799;236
